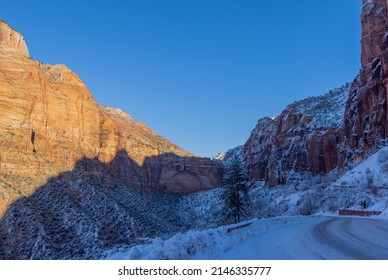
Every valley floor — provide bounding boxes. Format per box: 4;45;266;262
104;215;388;260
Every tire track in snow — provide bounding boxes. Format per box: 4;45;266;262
311;218;388;259
222;217;388;259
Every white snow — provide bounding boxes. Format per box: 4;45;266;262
103;214;388;260
363;0;375;13
336;147;388;187
101;145;388;260
103;216;321;260
286;84;349;131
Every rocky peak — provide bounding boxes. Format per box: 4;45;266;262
214;152;226;161
104;107;134;123
0;20;29;57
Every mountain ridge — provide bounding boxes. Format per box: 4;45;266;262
0;19;223;216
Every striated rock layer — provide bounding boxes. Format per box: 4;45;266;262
0;20;223;215
341;0;388;165
0;20;29;57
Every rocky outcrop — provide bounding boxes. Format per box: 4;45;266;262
243;86;349;186
342;0;388;165
0;20;29;57
0;20;223;216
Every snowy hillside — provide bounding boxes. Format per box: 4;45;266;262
336;147;388;187
285;84;349;131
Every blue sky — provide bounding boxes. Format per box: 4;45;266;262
2;0;362;157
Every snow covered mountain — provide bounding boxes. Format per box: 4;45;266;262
243;85;350;186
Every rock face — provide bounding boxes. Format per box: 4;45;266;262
243;86;349;186
342;0;388;165
0;20;29;57
244;0;388;186
0;20;223;216
0;158;197;259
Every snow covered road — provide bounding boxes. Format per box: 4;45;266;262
105;216;388;260
222;217;388;260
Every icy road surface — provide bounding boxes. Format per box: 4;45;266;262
222;217;388;260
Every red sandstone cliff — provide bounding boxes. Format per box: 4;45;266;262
244;0;388;186
243;86;349;186
0;20;223;215
342;0;388;165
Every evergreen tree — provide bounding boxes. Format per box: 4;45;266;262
222;155;250;223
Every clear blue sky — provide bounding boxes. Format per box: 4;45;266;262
2;0;362;157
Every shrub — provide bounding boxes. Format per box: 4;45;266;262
297;192;317;215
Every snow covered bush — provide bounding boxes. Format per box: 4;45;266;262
297;191;318;215
321;185;376;212
249;186;277;218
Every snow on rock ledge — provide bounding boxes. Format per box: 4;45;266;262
243;85;349;187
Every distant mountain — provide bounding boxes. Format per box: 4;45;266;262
214;146;243;162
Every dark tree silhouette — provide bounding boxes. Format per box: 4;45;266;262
222;156;250;223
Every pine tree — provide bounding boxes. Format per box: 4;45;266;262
222;155;250;223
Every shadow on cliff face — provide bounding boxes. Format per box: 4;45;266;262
0;150;224;259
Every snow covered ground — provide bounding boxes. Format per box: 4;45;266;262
102;146;388;261
336;147;388;187
103;215;388;260
222;216;388;260
103;216;319;260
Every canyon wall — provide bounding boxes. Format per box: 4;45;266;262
341;0;388;165
0;20;223;215
244;0;388;186
243;87;349;186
